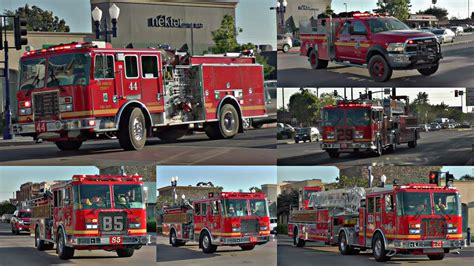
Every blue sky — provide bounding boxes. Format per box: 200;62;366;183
156;166;277;192
0;0;276;47
278;166;340;183
332;0;473;19
0;166;99;201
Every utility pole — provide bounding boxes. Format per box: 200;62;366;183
2;17;12;139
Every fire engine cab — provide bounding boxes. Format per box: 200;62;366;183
301;186;322;210
29;175;150;259
160;192;271;253
288;176;463;262
321;92;419;158
299;12;442;82
13;41;266;151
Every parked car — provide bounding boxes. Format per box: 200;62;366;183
1;214;13;223
430;123;441;131
461;122;471;128
10;209;31;234
277;34;293;53
294;127;320;143
430;28;455;43
249;80;277;129
277;123;296;139
270;217;278;234
418;124;430;132
450;26;464;36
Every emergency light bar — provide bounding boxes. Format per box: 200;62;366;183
72;174;143;182
396;183;457;190
23;41;110;56
219;192;266;198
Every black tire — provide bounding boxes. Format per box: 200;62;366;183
339;231;353;255
208;104;240;140
55;140;82;151
200;232;217;253
240;245;256;251
118;108;147;150
170;229;180;247
57;228;74;260
427;253;445;260
282;44;290;53
372;234;388;262
116;247;135;257
204;122;221;139
308;49;329;69
417;64;439;76
408;137;417;148
368;55;393;82
11;225;14;234
15;227;20;235
328;149;340;158
156;125;188;142
293;228;306;247
36;226;46;251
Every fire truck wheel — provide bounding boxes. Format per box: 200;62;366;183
200;232;217;253
36;226;46;251
240;245;256;251
372;234;388;262
328;149;340;158
116;247;135;257
408;138;417;148
417;64;439;76
308;49;329;69
119;108;147;150
293;229;306;247
338;231;356;255
215;104;240;139
57;228;75;260
282;44;290;53
427;253;445;260
368;55;392;82
170;229;180;247
55;140;83;151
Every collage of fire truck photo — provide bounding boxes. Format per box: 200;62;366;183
0;0;473;266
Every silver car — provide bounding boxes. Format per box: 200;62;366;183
277;34;292;53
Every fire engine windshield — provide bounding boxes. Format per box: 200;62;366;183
433;192;461;216
113;185;145;209
304;190;319;201
19;58;46;90
47;53;90;87
249;199;268;217
78;185;112;209
322;109;344;126
18;212;32;218
223;199;249;217
322;109;370;126
368;17;410;33
396;192;432;216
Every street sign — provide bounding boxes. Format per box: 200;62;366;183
467;88;474;106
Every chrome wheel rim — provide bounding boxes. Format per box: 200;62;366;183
132;117;144;141
171;232;176;245
375;239;382;257
203;235;210;249
36;229;40;246
223;112;236;132
58;233;64;254
340;235;346;251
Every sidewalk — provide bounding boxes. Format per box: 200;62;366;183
0;135;35;147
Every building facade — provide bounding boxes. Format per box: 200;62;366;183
283;0;331;35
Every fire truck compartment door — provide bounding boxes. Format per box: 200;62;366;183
121;55;142;101
139;54;164;114
334;20;353;61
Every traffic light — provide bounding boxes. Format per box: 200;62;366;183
429;171;440;185
368;91;373;100
445;172;455;186
14;16;28;50
454;90;458;97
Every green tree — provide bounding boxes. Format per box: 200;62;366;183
416;7;449;20
155;196;173;212
277;189;299;221
334;175;369;189
288;90;336;126
0;201;16;216
3;4;70;32
249;186;262;192
374;0;412;21
325;5;335;16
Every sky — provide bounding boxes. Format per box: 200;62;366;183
0;166;99;201
0;0;277;48
277;88;473;113
332;0;474;19
156;166;277;192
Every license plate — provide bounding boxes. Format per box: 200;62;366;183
110;236;123;244
340;143;348;149
249;236;258;242
431;241;443;248
35;121;47;133
424;248;443;253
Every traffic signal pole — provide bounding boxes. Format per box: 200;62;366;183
1;16;12;139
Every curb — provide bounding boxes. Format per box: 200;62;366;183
442;39;474;47
0;138;36;147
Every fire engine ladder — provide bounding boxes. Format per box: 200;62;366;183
308;187;365;216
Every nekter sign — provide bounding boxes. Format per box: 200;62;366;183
148;15;203;29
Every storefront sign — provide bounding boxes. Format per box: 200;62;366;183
148;15;203;29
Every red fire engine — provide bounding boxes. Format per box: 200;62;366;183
160;192;271;253
299;12;442;82
29;175;150;259
288;177;463;261
321;93;419;158
13;41;266;150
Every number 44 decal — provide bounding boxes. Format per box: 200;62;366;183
129;82;138;91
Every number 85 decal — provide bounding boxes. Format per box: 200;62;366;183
103;216;124;231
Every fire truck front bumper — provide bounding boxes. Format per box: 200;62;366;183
13;118;100;138
387;49;442;70
70;235;151;246
388;239;464;250
321;141;375;151
219;235;270;245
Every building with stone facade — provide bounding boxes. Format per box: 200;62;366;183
282;0;331;35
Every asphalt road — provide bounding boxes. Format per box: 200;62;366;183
277;34;474;87
156;235;277;266
0;222;156;266
277;129;474;166
277;235;473;266
0;127;276;166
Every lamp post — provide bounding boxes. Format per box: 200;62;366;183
171;176;178;204
91;4;120;43
270;0;288;33
344;3;347;12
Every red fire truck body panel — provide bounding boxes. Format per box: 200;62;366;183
13;42;266;150
161;192;270;252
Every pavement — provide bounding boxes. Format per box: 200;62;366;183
277;128;474;166
0;222;156;266
156;234;277;265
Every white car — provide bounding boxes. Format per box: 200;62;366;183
270;217;278;234
431;28;455;43
450;26;464;36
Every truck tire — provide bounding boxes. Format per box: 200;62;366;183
170;229;180;247
328;149;340;158
293;228;306;247
205;104;240;139
36;226;46;251
339;231;354;255
200;232;217;253
57;228;74;260
118;107;147;150
309;49;329;69
156;125;188;142
427;253;445;260
116;247;135;257
368;55;392;82
372;234;388;262
240;245;256;251
55;140;83;151
417;64;439;76
408;137;417;148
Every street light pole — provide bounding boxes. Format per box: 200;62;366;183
344;3;347;13
270;0;288;33
171;176;178;204
91;4;120;43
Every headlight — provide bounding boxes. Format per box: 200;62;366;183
326;131;335;139
387;42;405;53
354;131;364;139
448;228;458;234
19;108;32;116
19;220;24;224
408;223;420;234
60;104;73;112
86;223;98;229
129;223;141;229
232;227;241;232
409;229;420;234
260;226;268;231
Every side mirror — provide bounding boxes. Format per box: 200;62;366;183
64;198;70;205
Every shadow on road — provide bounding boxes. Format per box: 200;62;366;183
0;247;69;265
156;243;219;262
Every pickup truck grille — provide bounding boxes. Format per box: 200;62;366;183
241;219;259;234
421;218;446;239
405;38;438;54
33;91;60;121
336;127;354;141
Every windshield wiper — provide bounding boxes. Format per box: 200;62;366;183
49;70;66;92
